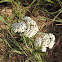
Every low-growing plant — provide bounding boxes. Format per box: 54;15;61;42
0;0;62;62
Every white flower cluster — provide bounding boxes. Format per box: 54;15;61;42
12;16;55;52
35;33;55;52
12;16;39;38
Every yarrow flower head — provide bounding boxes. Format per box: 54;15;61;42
12;16;39;38
35;33;55;52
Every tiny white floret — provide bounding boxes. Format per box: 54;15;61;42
41;46;46;52
35;37;42;47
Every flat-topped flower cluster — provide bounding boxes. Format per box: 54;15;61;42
12;16;55;52
12;16;39;38
35;33;55;52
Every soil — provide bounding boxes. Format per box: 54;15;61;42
0;2;62;62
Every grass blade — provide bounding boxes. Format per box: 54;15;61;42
0;39;12;48
38;16;62;23
0;16;10;26
0;0;11;3
13;49;23;54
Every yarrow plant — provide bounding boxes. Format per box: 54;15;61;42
12;16;55;52
35;33;55;52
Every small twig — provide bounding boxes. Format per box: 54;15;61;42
24;52;28;57
56;24;62;25
54;36;62;47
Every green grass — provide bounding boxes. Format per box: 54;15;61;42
0;0;62;62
